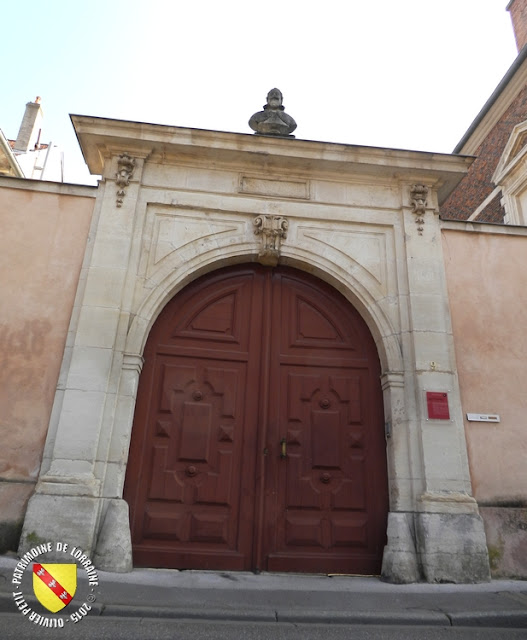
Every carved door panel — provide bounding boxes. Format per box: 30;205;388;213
125;265;388;573
125;268;264;570
261;272;388;574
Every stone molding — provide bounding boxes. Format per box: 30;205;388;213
418;491;479;515
122;353;144;375
380;371;405;391
492;118;527;225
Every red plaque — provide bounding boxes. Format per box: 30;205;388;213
426;392;450;420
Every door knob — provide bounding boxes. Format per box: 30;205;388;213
280;438;287;459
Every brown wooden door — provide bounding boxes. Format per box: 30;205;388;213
124;265;388;574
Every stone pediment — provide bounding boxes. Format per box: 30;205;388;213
492;119;527;184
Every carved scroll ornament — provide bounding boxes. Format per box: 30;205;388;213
116;153;136;207
254;215;289;266
410;183;429;235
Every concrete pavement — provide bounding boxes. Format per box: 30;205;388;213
1;555;526;628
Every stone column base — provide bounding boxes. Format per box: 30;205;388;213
92;499;133;572
19;494;133;573
416;512;491;583
381;512;420;583
382;510;491;583
19;493;100;560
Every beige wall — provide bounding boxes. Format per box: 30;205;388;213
0;178;94;548
442;225;527;503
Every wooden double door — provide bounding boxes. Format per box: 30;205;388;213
124;265;388;574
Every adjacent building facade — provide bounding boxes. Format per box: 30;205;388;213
0;98;64;182
1;4;526;583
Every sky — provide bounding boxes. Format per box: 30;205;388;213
1;0;519;185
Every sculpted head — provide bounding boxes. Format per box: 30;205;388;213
266;88;283;109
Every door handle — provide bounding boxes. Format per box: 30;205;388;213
280;438;287;459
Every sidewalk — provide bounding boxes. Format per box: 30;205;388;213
1;555;526;628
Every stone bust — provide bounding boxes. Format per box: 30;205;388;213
249;88;297;137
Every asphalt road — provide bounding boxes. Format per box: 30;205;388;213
2;615;527;640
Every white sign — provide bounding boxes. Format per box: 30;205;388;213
466;413;500;423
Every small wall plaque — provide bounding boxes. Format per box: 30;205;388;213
426;391;450;420
466;413;500;423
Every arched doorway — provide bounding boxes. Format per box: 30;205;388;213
124;264;388;574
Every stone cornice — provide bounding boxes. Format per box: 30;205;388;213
0;174;96;197
71;115;473;205
441;218;527;236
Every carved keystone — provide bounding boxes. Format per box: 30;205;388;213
254;215;289;266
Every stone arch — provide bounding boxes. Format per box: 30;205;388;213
118;246;407;549
126;247;403;377
123;260;391;572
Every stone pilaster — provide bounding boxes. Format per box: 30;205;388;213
19;152;149;563
396;182;490;582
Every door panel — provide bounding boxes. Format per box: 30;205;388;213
124;264;388;574
125;267;264;570
263;270;388;574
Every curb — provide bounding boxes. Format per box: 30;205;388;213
100;603;276;622
276;609;449;626
2;592;526;628
1;592;104;617
448;610;527;628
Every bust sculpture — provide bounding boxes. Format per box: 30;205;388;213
249;88;297;137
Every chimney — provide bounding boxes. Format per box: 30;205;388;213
507;0;527;52
13;97;43;153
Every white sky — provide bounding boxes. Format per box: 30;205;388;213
1;0;519;185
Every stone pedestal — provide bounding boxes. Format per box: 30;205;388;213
381;512;420;583
416;511;490;583
19;494;99;561
92;499;132;572
382;509;491;583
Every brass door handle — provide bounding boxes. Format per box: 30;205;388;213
280;438;287;459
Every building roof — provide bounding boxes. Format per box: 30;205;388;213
0;129;24;178
454;46;527;154
7;139;49;152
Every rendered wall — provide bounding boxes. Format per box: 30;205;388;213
442;224;527;577
0;179;95;551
